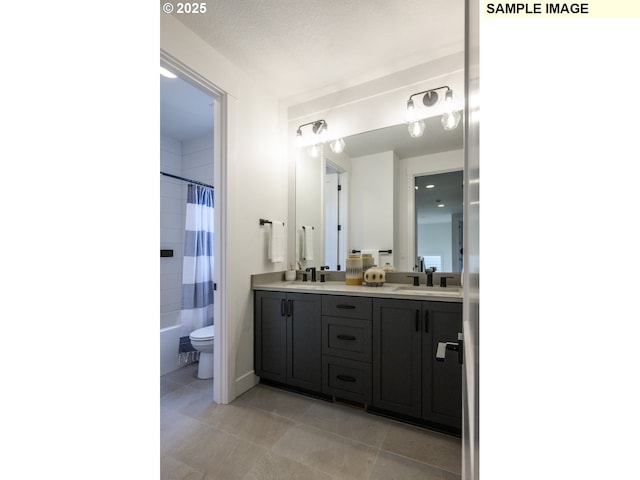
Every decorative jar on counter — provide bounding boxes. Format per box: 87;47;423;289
382;262;396;273
362;253;374;271
345;254;363;285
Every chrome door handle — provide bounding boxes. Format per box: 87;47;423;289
436;333;463;365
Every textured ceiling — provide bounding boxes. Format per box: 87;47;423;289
171;0;465;101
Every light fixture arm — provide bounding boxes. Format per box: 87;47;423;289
407;85;452;104
296;119;327;135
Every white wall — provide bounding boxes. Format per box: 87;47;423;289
417;222;452;272
162;15;287;402
349;151;395;263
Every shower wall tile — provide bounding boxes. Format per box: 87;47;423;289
161;211;183;231
161;272;182;293
161;179;183;202
160;246;183;272
161;152;182;174
184;163;213;186
182;133;213;156
185;146;213;169
161;136;182;159
161;135;184;319
161;287;182;315
183;133;214;186
161;192;183;215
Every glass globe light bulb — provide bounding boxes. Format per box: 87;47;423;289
329;138;345;154
441;110;461;130
406;98;416;122
408;119;425;138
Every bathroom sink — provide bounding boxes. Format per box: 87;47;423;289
393;286;462;296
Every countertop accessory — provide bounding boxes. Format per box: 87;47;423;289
345;254;363;285
364;267;385;286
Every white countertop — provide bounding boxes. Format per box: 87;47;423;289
252;280;463;303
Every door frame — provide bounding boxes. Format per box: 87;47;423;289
160;51;229;404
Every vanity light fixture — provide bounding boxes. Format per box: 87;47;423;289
296;119;345;154
406;85;461;137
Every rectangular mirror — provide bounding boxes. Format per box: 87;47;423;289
295;115;463;272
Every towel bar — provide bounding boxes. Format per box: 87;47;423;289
351;249;392;254
260;218;284;226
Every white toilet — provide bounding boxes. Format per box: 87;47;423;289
189;325;214;379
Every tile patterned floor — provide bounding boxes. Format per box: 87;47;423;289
161;364;461;480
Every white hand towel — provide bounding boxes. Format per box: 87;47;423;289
302;226;314;261
268;221;285;263
361;249;380;268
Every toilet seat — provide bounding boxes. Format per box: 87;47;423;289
190;325;214;341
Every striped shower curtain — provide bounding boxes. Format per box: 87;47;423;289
181;184;214;335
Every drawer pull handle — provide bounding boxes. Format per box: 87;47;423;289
336;304;356;309
336;334;356;341
337;374;356;382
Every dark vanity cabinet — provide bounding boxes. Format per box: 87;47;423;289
254;291;322;391
254;289;461;432
321;295;373;404
372;298;462;430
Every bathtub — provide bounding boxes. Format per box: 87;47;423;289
160;311;182;375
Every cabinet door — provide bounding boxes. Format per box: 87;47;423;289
286;293;322;391
422;301;462;429
372;298;422;417
254;291;287;383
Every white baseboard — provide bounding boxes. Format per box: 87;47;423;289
234;370;259;398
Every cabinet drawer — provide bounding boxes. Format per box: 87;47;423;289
322;295;371;320
322;316;372;362
322;356;372;404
